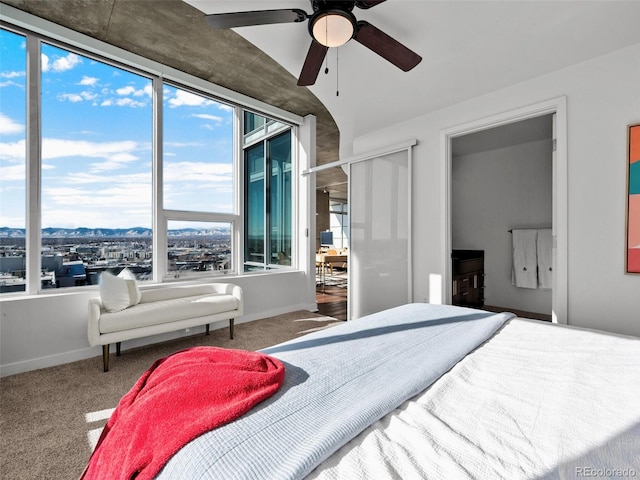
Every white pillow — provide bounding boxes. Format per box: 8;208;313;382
99;268;142;313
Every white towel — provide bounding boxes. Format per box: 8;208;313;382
537;228;553;289
511;229;538;289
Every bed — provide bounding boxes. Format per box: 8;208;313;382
86;303;640;479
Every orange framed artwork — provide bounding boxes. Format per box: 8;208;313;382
627;124;640;274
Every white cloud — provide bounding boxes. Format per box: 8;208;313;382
100;97;148;108
88;155;140;173
41;52;81;73
0;139;25;161
115;97;147;108
42;182;152;228
41;54;50;72
39;139;145;171
57;91;98;103
65;171;150;185
50;53;82;73
116;85;136;96
0;80;24;88
164;161;232;184
44;183;150;207
42;138;137;158
58;93;83;103
164;141;204;148
168;90;215;108
40;166;153;228
192;114;223;123
1;71;25;79
0;163;25;181
42;186;88;204
116;84;152;98
79;76;99;86
0;138;137;165
0;113;25;135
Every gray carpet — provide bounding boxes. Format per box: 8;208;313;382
0;310;341;479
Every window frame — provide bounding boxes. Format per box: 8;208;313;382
242;116;295;272
159;81;239;282
0;10;302;296
0;26;28;292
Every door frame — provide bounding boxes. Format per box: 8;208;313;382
440;97;568;324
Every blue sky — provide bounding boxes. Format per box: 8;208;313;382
1;29;234;230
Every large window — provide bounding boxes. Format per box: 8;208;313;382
0;22;297;295
40;42;153;288
163;85;235;277
163;84;233;213
243;112;292;271
0;29;27;292
244;142;265;265
329;201;349;249
269;131;293;265
167;220;232;278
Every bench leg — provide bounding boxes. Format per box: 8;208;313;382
229;319;234;339
206;324;210;335
116;342;121;356
102;345;110;373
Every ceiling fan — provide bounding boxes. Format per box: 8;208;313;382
204;0;422;86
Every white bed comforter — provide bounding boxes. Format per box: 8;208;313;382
157;304;512;479
308;319;640;480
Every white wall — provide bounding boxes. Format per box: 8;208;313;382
0;271;315;377
452;139;553;315
353;43;640;337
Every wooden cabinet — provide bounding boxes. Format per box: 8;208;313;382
452;250;484;307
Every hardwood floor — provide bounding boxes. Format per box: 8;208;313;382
483;304;552;322
316;284;347;321
314;287;551;323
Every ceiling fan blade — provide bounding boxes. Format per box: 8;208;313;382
355;0;387;9
354;21;422;72
298;40;329;86
205;9;307;29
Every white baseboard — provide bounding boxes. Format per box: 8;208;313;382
0;303;320;378
0;346;99;378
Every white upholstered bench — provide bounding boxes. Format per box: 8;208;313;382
88;283;243;371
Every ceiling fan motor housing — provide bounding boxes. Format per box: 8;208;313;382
309;0;358;48
309;8;357;47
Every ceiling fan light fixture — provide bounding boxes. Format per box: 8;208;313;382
311;10;356;48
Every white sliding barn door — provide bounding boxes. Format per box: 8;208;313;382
349;148;412;319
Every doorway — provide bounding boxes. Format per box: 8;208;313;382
313;141;414;321
451;115;553;320
442;97;568;324
316;189;349;321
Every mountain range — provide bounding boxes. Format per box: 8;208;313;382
0;227;230;238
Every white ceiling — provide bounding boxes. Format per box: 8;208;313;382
185;0;640;158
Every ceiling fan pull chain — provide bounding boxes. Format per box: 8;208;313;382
324;20;329;75
336;47;339;96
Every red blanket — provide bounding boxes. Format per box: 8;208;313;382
82;346;285;480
